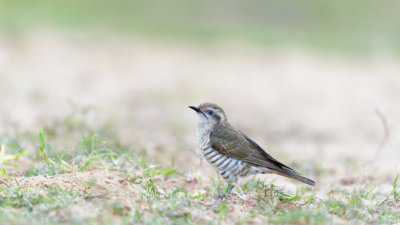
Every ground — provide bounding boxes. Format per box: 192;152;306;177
0;30;400;224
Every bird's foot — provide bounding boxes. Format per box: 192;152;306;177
216;186;227;200
215;184;235;200
218;193;227;200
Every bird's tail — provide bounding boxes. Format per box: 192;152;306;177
275;166;316;186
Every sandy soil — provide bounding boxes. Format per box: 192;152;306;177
0;30;399;193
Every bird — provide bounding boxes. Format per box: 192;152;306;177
189;103;315;198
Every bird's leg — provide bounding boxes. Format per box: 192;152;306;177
218;178;236;200
226;183;235;194
218;186;233;200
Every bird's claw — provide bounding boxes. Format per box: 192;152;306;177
218;193;227;200
216;184;235;200
216;187;227;200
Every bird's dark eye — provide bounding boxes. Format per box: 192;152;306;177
206;109;214;115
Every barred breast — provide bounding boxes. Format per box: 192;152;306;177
196;121;269;181
202;146;268;182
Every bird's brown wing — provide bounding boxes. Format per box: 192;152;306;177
210;124;290;171
210;124;316;186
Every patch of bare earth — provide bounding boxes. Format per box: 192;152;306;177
12;170;139;198
0;170;143;220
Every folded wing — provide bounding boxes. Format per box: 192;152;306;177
210;124;316;186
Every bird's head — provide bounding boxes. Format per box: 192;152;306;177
189;103;227;127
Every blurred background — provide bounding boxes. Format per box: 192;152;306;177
1;0;400;189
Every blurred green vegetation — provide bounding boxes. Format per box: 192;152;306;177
1;0;400;54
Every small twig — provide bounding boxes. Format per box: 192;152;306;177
84;193;108;200
375;109;390;152
0;178;9;186
364;109;390;165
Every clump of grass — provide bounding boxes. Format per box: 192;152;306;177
0;184;78;211
393;174;399;202
0;137;30;180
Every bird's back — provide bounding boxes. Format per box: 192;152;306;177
209;123;316;186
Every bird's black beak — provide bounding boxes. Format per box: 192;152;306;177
189;106;201;113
